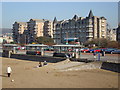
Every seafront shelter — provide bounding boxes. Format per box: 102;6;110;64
3;44;20;51
25;44;48;56
52;44;84;58
2;44;20;57
52;44;83;52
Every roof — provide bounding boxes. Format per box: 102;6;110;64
53;17;57;23
64;38;78;41
88;10;94;18
72;15;79;20
100;17;107;20
26;44;48;47
3;44;19;47
15;22;27;25
52;44;83;48
30;19;46;23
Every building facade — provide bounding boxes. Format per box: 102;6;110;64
27;19;53;43
53;17;58;43
117;24;120;42
12;22;27;43
44;20;53;38
12;10;107;44
107;29;116;41
53;10;107;44
13;19;54;44
0;33;13;44
27;19;45;43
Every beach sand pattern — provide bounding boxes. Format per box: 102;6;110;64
1;57;118;88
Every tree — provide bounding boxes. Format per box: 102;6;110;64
84;38;120;48
10;41;16;44
107;41;119;48
36;36;55;45
98;38;108;48
84;38;107;48
3;39;7;44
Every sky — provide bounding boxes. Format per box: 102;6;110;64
1;2;119;29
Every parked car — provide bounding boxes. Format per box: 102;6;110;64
94;49;101;53
112;49;120;54
68;49;73;52
21;46;26;50
44;48;50;51
104;48;117;54
88;48;95;53
100;48;107;52
81;48;89;53
26;51;41;55
88;48;101;53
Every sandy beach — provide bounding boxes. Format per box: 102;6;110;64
1;57;119;88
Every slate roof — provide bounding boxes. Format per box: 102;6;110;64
53;17;57;23
88;10;94;18
72;15;79;20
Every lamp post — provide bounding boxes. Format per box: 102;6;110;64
25;35;26;44
98;37;100;61
66;32;68;45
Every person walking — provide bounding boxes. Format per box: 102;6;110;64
93;52;96;60
7;66;12;77
101;50;105;56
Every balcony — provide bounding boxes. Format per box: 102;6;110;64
86;35;93;38
102;34;105;36
102;20;105;23
86;30;93;32
101;25;105;27
86;25;93;28
101;29;105;31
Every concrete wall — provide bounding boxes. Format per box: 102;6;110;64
101;62;120;73
10;54;66;63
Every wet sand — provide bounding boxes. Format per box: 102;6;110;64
1;57;119;88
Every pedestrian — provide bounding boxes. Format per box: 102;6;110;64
7;66;12;77
39;61;42;67
101;51;105;56
43;61;47;65
93;52;96;59
72;53;75;58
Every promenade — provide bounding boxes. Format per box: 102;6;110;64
15;50;119;63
